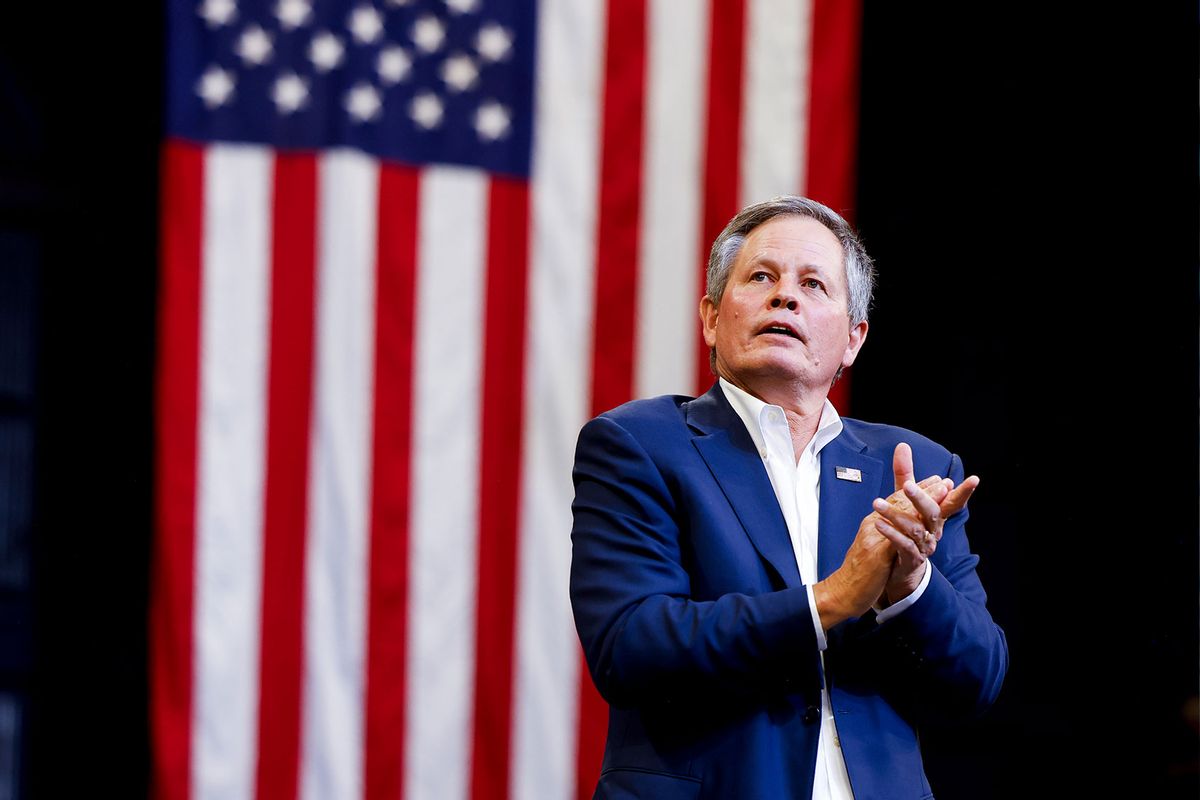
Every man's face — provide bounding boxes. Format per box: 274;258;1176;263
700;215;867;395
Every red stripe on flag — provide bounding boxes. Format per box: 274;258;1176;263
695;0;748;395
575;666;609;800
589;0;647;417
363;164;421;800
806;0;862;221
151;140;204;800
807;0;862;411
579;0;649;795
469;178;532;800
254;153;318;800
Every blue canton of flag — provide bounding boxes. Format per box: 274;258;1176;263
166;0;536;177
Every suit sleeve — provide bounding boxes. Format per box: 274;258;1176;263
569;415;822;708
837;451;1008;722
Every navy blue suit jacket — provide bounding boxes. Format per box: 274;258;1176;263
570;384;1007;800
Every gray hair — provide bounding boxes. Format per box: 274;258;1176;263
706;195;875;322
705;196;876;375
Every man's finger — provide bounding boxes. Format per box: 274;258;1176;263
938;475;980;518
884;475;947;515
887;475;945;502
872;497;924;539
903;479;944;536
914;475;948;501
874;518;926;566
893;443;915;493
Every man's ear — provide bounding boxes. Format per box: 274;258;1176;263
700;295;718;348
841;319;868;369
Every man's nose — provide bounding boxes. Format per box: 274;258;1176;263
769;286;799;312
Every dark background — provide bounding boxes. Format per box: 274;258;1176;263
1;1;1196;797
852;2;1198;797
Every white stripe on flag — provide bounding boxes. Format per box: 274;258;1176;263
193;144;272;800
740;0;813;204
511;0;607;795
300;149;379;800
635;0;710;399
403;166;489;800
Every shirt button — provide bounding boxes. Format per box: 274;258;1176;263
804;705;820;724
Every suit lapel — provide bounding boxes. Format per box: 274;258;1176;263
686;385;801;590
817;429;885;581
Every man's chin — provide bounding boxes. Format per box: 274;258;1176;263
718;358;826;391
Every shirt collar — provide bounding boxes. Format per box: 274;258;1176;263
719;378;844;461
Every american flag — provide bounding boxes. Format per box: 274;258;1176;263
151;0;862;798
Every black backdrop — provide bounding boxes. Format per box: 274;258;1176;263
4;1;1196;797
852;2;1198;797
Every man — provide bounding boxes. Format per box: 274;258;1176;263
569;196;1007;799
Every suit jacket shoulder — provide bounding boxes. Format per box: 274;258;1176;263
839;417;949;458
836;417;960;482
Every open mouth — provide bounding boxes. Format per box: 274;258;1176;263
758;324;801;341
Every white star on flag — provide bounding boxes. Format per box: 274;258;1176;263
440;53;478;92
473;100;510;140
348;5;384;44
195;66;235;108
198;0;237;28
377;46;412;84
409;91;443;128
309;32;345;72
475;23;512;63
272;72;309;113
411;15;445;53
345;83;382;121
274;0;311;30
235;25;273;66
444;0;479;14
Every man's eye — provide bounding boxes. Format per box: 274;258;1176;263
750;272;770;282
802;278;824;290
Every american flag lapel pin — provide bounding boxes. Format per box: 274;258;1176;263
835;466;862;482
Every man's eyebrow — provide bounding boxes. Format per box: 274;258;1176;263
747;255;830;274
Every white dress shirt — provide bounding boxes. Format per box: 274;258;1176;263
719;379;931;800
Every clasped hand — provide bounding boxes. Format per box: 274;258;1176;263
814;443;979;630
